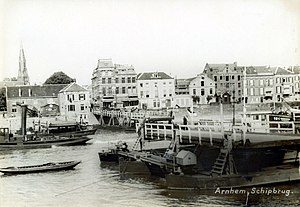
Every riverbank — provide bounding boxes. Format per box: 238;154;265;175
0;102;290;133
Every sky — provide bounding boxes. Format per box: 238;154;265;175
0;0;300;85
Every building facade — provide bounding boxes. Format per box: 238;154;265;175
246;67;299;104
189;74;215;104
58;82;90;122
91;59;138;109
137;72;175;109
203;62;243;104
6;84;67;117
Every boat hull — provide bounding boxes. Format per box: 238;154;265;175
98;151;119;163
166;164;300;190
0;137;92;150
0;161;81;175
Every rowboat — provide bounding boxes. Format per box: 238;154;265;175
0;160;81;175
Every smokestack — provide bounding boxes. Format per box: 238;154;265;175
21;104;27;138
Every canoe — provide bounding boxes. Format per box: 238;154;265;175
0;160;81;175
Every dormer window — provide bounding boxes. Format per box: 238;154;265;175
151;72;160;78
19;88;22;97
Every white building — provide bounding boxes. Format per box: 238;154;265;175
137;72;175;109
59;82;90;123
189;74;215;104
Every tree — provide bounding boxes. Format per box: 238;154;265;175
192;95;200;104
44;71;75;84
206;95;213;104
0;87;7;111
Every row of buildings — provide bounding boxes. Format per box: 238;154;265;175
2;47;300;121
91;59;300;109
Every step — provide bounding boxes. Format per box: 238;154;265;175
216;158;226;163
212;166;223;170
211;170;222;174
214;163;225;167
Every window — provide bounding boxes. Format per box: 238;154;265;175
210;88;213;95
146;91;149;98
140;91;143;98
238;75;241;81
253;115;259;120
122;77;125;83
79;94;85;101
122;87;126;94
128;86;131;94
193;89;196;95
201;89;205;96
259;79;263;86
250;88;254;96
232;76;234;80
115;78;119;83
81;104;84;110
214;76;217;81
249;80;254;86
102;88;106;95
226;76;229;81
67;94;75;102
132;86;136;93
276;86;281;93
260;88;264;95
12;108;17;113
19;89;22;97
108;78;111;84
140;83;143;87
102;78;106;84
201;81;204;86
127;77;131;83
220;76;223;80
107;87;112;95
153;101;156;108
132;77;136;83
115;87;119;94
28;89;32;97
68;105;75;111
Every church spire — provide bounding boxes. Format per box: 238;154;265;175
18;44;30;85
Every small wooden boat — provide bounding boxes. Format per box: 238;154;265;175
0;161;81;175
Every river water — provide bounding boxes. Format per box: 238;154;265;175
1;129;300;207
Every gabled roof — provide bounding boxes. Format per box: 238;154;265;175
137;72;173;80
7;84;68;99
293;66;300;74
204;62;238;72
59;82;87;93
97;59;114;68
275;67;294;75
245;66;273;75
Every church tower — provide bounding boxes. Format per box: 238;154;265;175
18;45;30;85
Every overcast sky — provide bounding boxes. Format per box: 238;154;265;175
1;0;300;85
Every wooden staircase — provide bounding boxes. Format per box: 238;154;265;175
211;148;229;175
132;136;142;151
